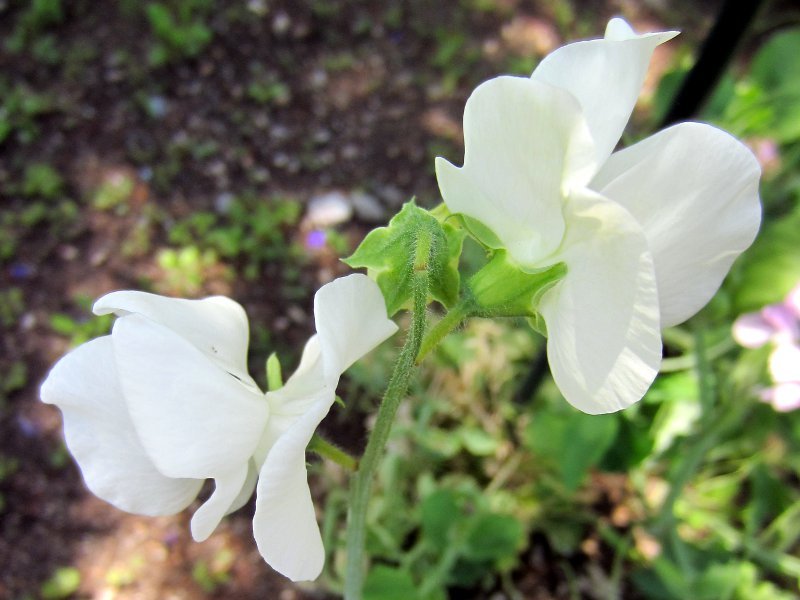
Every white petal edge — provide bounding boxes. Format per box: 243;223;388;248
40;336;202;515
111;314;269;480
531;18;678;166
190;464;250;542
253;394;334;582
591;122;762;327
314;274;399;379
436;75;596;266
538;188;662;413
94;291;257;389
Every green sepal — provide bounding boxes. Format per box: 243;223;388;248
429;203;504;250
467;250;566;319
343;200;465;316
458;214;504;249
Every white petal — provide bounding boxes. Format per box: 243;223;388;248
770;383;800;412
40;337;202;515
255;337;329;468
770;343;800;384
732;313;774;349
539;189;662;413
93;291;257;388
253;395;333;581
591;123;762;327
604;17;638;40
436;75;596;266
190;464;250;542
111;314;269;480
531;19;677;165
314;274;399;379
227;459;259;514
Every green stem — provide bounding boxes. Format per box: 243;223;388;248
653;328;746;533
344;252;429;599
416;299;471;363
308;434;357;471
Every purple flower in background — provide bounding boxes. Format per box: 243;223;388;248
733;284;800;411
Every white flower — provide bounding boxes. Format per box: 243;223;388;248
40;274;397;581
436;18;761;413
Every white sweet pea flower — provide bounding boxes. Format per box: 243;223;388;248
40;274;397;581
436;18;761;414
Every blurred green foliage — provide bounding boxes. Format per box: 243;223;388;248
168;194;304;282
145;0;213;66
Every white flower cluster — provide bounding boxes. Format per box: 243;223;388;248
437;18;761;413
41;275;396;581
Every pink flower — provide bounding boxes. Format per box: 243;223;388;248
733;283;800;411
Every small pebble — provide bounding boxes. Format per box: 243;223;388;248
351;191;386;222
306;191;352;227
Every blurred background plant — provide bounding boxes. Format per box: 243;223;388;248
1;0;800;598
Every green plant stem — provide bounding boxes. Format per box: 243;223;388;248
308;434;356;471
653;328;747;533
344;258;429;599
416;299;471;363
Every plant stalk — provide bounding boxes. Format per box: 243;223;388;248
343;244;430;599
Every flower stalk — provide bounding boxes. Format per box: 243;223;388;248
344;232;431;599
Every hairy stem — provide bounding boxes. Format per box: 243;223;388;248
308;434;357;471
344;244;430;599
416;299;471;363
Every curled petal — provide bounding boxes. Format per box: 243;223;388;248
314;274;399;379
436;76;596;266
591;123;761;327
94;291;257;388
111;314;269;480
253;394;333;581
531;18;677;165
539;189;662;413
40;337;202;515
191;465;250;542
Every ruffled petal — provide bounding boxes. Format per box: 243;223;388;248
314;274;399;379
436;75;596;266
531;18;677;165
190;464;250;542
591;123;762;327
40;336;202;515
93;291;257;388
538;189;662;413
253;394;333;581
111;314;269;480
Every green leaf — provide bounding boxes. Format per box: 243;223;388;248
525;409;619;490
420;489;460;550
458;426;499;456
463;512;524;562
363;565;418;600
732;205;800;312
40;567;80;599
344;201;465;316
